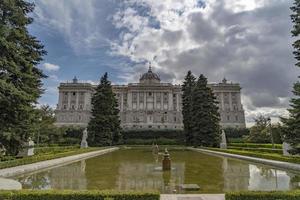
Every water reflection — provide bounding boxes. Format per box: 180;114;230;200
14;149;300;193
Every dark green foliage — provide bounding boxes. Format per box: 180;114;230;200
248;116;283;144
0;0;46;155
228;146;282;154
226;191;300;200
224;127;250;138
190;74;220;147
0;190;160;200
182;71;196;145
87;73;121;146
228;143;282;149
121;130;184;145
281;0;300;154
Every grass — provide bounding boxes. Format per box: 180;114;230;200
0;147;105;170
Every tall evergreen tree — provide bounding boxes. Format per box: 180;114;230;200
191;74;220;147
87;73;121;146
0;1;46;154
281;0;300;154
182;71;196;145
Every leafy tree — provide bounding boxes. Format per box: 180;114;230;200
0;1;46;154
190;74;220;147
87;73;121;146
281;0;300;153
182;71;196;145
247;116;270;143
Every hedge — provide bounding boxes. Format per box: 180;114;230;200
229;143;282;149
0;148;103;169
226;191;300;200
0;190;160;200
206;148;300;164
124;138;181;145
34;146;80;155
228;146;282;154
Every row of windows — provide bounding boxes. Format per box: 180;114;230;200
62;104;84;110
126;125;183;129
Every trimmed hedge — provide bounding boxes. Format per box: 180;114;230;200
206;148;300;164
0;190;160;200
226;191;300;200
228;146;282;154
34;146;80;155
229;143;282;149
0;148;103;169
122;130;185;145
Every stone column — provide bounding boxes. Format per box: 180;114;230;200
76;92;79;110
58;92;63;110
144;91;147;110
136;92;139;111
229;92;233;111
177;94;180;112
67;92;71;110
220;92;225;111
127;92;131;110
154;92;157;110
168;92;173;110
120;93;124;112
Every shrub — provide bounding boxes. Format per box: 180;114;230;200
0;190;160;200
122;130;185;145
228;146;282;154
226;191;300;200
34;146;80;155
223;127;250;138
0;148;102;169
229;143;282;149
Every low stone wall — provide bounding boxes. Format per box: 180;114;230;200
0;147;119;178
188;147;300;171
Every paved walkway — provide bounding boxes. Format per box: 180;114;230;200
161;194;225;200
0;147;119;178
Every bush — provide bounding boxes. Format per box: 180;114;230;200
0;190;160;200
226;191;300;200
0;148;102;169
229;143;282;149
228;146;282;154
122;130;185;145
34;146;80;155
223;127;250;138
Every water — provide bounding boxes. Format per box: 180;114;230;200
14;148;300;193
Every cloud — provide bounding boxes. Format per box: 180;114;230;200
42;63;60;71
110;0;297;123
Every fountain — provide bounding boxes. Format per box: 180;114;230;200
162;148;171;171
152;143;159;154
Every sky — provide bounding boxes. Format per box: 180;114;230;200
28;0;297;126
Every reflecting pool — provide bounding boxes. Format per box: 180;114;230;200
14;148;300;193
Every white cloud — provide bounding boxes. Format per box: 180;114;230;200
42;63;60;71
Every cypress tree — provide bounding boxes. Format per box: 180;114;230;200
87;73;121;146
191;74;220;147
182;71;196;145
281;0;300;153
0;1;46;154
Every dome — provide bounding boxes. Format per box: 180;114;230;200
139;65;160;84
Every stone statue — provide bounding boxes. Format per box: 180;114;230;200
220;130;227;149
0;143;6;157
81;128;88;148
162;148;171;171
283;142;292;156
152;143;159;154
17;137;35;157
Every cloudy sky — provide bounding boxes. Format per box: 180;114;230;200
29;0;297;126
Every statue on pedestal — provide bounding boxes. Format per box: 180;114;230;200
162;148;171;171
17;137;35;157
220;130;227;149
81;128;88;148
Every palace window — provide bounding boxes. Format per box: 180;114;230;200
227;115;230;121
63;105;67;110
73;92;76;96
71;105;75;110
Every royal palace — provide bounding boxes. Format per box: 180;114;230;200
55;67;246;129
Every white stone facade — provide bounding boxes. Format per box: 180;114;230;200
54;68;246;129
